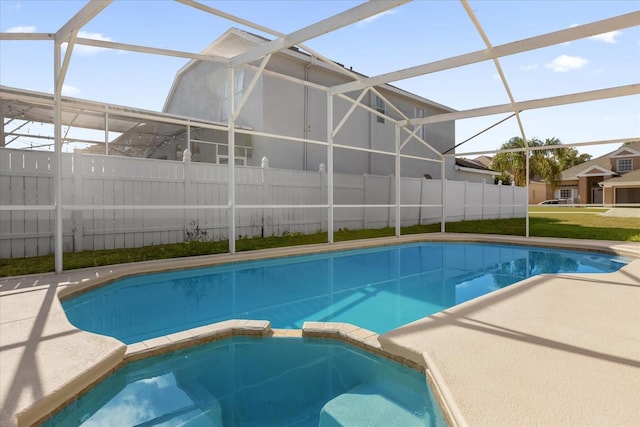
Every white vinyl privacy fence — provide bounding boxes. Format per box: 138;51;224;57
0;148;526;258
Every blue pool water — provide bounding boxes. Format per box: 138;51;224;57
43;337;446;427
63;242;629;344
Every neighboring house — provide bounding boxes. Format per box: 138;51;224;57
472;155;550;201
529;178;556;205
599;168;640;204
472;155;493;169
557;142;640;204
155;28;457;179
454;158;500;183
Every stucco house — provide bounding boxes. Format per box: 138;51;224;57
153;28;457;179
556;142;640;204
472;155;554;203
453;158;500;183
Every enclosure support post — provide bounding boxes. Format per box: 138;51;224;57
440;158;446;233
394;125;401;237
327;92;334;244
103;111;109;155
228;66;236;253
54;42;63;273
187;120;191;152
525;147;530;237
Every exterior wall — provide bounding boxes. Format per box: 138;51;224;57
603;187;614;205
578;177;589;204
578;176;605;204
555;182;578;204
529;181;554;204
163;44;455;178
611;155;640;173
258;59;454;178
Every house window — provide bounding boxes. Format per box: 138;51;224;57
375;96;385;124
218;155;246;166
221;68;245;121
616;158;632;173
413;107;424;139
559;188;572;199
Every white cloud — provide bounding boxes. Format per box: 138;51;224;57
357;10;396;27
520;63;539;71
545;55;588;72
590;30;622;44
6;25;36;33
63;31;113;55
48;84;80;96
49;84;80;96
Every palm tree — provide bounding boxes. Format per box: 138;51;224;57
553;146;592;170
492;137;562;187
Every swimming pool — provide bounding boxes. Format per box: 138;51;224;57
62;242;629;344
43;337;447;427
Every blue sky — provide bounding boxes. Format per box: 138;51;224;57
1;0;638;157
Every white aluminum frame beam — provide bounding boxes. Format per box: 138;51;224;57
327;93;334;243
394;125;401;237
370;87;409;121
234;55;271;121
56;29;78;93
53;0;110;272
0;32;54;41
460;0;528;143
449;137;640;158
230;0;409;66
1;86;232;133
405;84;640;126
55;0;111;43
176;0;368;84
53;41;63;273
74;37;229;63
460;0;531;237
227;66;236;253
399;127;441;158
337;93;400;124
332;11;640;95
332;88;369;138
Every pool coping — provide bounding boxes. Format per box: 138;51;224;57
2;233;639;427
34;320;460;427
56;233;639;301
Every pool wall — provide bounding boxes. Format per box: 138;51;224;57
56;233;638;303
6;233;639;427
33;320;459;427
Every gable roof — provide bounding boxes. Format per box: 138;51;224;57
163;28;456;116
575;164;616;178
607;144;640;158
455;158;499;176
472;155;493;169
561;141;640;180
600;168;640;187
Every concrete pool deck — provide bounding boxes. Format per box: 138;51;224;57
1;234;639;426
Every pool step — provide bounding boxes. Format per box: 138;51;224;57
319;382;427;427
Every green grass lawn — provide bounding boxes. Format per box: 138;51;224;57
528;207;640;241
1;207;638;277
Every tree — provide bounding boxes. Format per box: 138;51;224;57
553;146;592;170
491;137;563;187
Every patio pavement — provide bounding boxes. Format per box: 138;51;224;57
1;234;639;426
